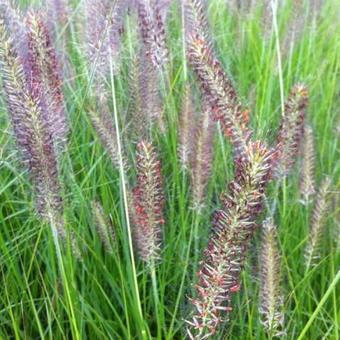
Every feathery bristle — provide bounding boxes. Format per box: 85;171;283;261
190;101;215;212
88;109;128;171
184;0;211;45
135;0;169;68
25;12;68;149
92;200;116;254
0;19;63;226
128;48;163;139
187;141;274;338
85;0;127;79
305;176;331;268
187;35;250;158
132;141;165;264
178;83;197;170
275;84;308;177
299;124;316;204
259;218;284;337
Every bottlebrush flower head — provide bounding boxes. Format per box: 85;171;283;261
92;200;116;254
135;0;169;68
88;108;128;171
259;218;284;337
0;19;63;222
132;141;165;264
190;101;215;212
128;47;163;139
178;82;197;170
85;0;127;78
275;84;308;177
299;124;316;205
305;176;331;268
25;11;68;149
187;34;251;158
184;0;211;46
187;141;275;338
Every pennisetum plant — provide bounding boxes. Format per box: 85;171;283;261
305;176;331;269
92;200;116;254
190;100;215;212
131;140;165;264
178;82;196;171
275;84;308;178
187;141;275;338
0;13;78;255
299;124;316;205
259;218;285;337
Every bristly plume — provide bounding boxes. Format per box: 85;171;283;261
0;19;64;232
85;0;128;80
259;218;285;337
187;35;250;158
184;0;211;45
305;176;331;268
92;200;116;254
132;141;165;264
190;101;215;212
135;0;169;68
178;83;196;170
88;109;128;171
299;124;316;204
128;48;163;139
187;141;274;338
275;84;308;177
25;12;68;149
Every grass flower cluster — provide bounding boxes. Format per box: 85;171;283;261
0;0;339;339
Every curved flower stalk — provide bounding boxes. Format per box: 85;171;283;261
299;124;316;204
92;200;116;254
187;35;250;159
135;0;169;68
132;141;165;264
0;19;64;235
25;12;68;149
259;218;284;337
275;84;308;177
190;101;215;212
305;176;331;268
187;141;274;339
178;83;197;170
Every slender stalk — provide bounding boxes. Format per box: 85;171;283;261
109;57;146;338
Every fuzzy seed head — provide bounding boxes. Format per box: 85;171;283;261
259;218;285;336
299;124;316;204
132;141;165;264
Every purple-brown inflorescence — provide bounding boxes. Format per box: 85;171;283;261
305;176;331;268
0;18;64;235
184;0;211;46
190;101;215;212
299;124;316;205
92;200;116;254
129;47;163;139
85;0;128;81
25;12;68;149
187;141;275;339
132;141;165;264
135;0;170;69
259;218;284;337
187;35;250;158
275;84;308;177
178;83;197;170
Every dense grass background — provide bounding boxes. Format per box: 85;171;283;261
0;0;339;339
